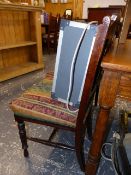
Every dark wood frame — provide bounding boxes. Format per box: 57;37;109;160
42;13;58;53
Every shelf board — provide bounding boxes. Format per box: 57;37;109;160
0;62;44;82
0;41;37;51
0;3;43;12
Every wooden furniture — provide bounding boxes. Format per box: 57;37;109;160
87;7;122;24
10;17;111;172
85;40;131;175
44;0;83;19
87;7;124;41
109;5;126;17
0;3;44;82
127;24;131;39
42;13;58;53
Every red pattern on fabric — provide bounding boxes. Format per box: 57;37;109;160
12;99;77;124
11;72;77;126
23;94;77;110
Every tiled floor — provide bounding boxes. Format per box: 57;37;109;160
0;53;130;175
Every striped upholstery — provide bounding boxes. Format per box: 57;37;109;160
10;73;78;128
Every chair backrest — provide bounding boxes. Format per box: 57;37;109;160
56;13;61;32
102;15;119;55
48;13;57;34
51;17;118;132
52;19;98;107
76;17;118;129
52;17;117;107
52;16;117;122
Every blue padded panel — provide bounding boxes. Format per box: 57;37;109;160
52;19;97;108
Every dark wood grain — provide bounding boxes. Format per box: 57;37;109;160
88;7;122;24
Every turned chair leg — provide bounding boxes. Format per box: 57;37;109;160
17;119;29;157
75;128;86;172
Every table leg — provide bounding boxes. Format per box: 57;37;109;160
85;70;121;175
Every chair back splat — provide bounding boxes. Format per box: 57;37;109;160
42;13;58;53
10;16;114;172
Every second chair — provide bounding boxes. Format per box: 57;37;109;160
42;13;58;53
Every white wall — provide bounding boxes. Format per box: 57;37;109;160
83;0;126;18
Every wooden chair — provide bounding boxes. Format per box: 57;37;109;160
10;17;112;172
56;13;61;31
56;13;61;40
42;13;57;53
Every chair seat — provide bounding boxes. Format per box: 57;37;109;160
10;73;77;128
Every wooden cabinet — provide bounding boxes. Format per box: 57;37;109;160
0;3;44;82
88;7;123;24
44;0;83;19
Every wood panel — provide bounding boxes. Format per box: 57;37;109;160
88;7;122;24
73;0;83;18
0;11;5;68
34;12;43;64
44;0;83;18
23;11;30;40
0;62;43;82
0;53;3;69
44;2;73;17
0;3;42;11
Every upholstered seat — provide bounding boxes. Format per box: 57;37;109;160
10;73;77;128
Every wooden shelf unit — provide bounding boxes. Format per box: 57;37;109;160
0;3;44;82
0;41;37;50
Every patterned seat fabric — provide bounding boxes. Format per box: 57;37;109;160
10;73;77;128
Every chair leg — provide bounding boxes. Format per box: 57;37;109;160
75;128;85;172
17;120;29;157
